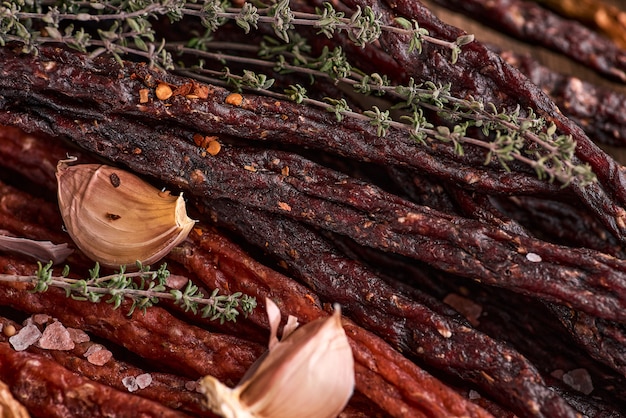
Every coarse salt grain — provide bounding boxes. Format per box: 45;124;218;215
86;345;113;366
135;373;153;389
468;390;481;400
32;313;51;325
88;350;113;366
9;323;42;351
526;252;542;262
84;343;104;357
122;373;152;392
38;321;75;350
562;368;594;395
67;327;90;343
122;376;139;392
165;274;188;290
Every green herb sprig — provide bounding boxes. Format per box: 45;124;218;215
0;0;595;186
0;261;257;323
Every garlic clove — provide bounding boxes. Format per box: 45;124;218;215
200;298;355;418
56;159;195;268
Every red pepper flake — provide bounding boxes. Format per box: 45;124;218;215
193;134;220;156
278;201;292;211
281;166;290;176
190;169;207;185
139;88;149;103
305;294;317;305
193;83;210;99
225;93;244;106
193;133;205;147
172;82;193;97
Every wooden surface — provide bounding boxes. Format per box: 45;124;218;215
422;0;626;163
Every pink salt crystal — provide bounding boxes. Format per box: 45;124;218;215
87;347;113;366
9;323;42;351
166;274;188;290
84;343;105;357
122;376;139;392
67;327;90;344
135;373;152;389
563;368;594;395
185;380;198;391
38;321;75;350
32;313;51;325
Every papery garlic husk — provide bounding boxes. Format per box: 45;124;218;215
199;298;355;418
0;234;73;264
56;159;195;268
0;379;30;418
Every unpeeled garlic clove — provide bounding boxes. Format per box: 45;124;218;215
56;158;195;268
199;298;355;418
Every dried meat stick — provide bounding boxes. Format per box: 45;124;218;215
170;227;495;418
0;136;491;417
0;46;561;197
0;126;495;416
0;316;214;417
550;304;626;380
0;259;264;383
0;342;190;418
0;185;486;418
5;98;626;321
298;0;626;241
497;49;626;147
3;42;624;247
189;147;626;321
0;172;386;418
427;0;626;82
333;236;626;413
207;199;581;418
492;195;626;258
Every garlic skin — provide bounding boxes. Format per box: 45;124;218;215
200;298;355;418
0;234;72;264
56;159;195;268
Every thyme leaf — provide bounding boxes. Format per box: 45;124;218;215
0;261;256;323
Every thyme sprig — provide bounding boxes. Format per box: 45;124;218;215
0;261;257;323
0;0;595;186
177;40;594;186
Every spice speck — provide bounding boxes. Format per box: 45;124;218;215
156;83;173;100
2;323;16;337
225;93;243;106
139;88;149;103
